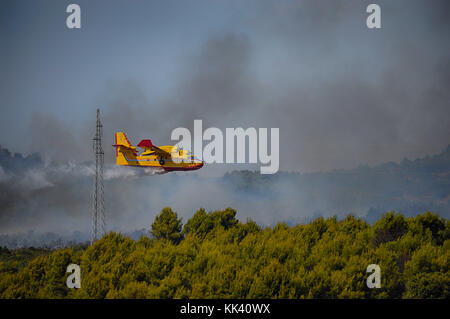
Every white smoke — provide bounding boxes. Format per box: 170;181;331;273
19;169;54;190
0;161;167;197
35;161;168;182
0;166;9;183
104;165;167;180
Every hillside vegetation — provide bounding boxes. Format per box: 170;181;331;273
0;208;449;299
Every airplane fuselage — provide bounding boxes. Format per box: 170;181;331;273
114;132;203;172
118;151;203;172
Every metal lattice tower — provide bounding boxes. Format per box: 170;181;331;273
91;109;105;245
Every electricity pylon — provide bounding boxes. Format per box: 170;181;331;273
91;108;105;245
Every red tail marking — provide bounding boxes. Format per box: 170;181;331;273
137;139;153;148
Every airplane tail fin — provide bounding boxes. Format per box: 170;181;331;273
114;132;137;165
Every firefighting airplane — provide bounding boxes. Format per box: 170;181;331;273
113;132;203;172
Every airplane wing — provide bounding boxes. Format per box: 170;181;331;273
137;140;171;156
150;145;171;156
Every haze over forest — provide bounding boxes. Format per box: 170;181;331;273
1;143;449;248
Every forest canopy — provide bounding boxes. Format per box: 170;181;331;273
0;208;448;299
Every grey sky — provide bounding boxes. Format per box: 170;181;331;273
1;0;449;175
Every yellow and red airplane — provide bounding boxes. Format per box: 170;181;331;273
113;132;203;172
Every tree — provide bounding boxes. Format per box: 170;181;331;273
412;212;447;245
1;209;449;299
372;212;408;247
183;208;239;239
405;273;450;299
151;207;183;244
183;208;213;238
